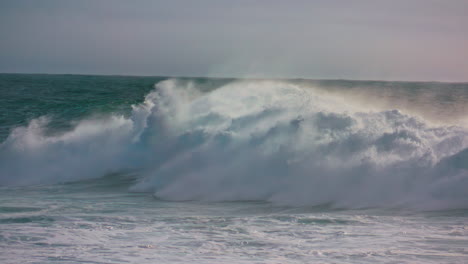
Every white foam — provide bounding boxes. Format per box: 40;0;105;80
1;79;468;209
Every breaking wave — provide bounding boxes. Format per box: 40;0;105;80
1;79;468;209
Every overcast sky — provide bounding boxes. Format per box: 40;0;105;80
0;0;467;81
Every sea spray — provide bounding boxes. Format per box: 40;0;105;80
1;79;467;209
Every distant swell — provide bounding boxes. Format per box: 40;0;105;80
1;79;468;209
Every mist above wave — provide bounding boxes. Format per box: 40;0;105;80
1;79;467;209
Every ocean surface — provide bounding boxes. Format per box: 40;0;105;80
1;74;467;263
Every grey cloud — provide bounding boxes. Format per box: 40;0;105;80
0;0;467;81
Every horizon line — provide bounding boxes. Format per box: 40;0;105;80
0;71;467;85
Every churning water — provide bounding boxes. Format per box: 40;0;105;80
1;74;467;263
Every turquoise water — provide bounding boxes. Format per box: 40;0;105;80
0;74;161;141
1;74;467;263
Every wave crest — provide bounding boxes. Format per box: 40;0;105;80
1;79;468;209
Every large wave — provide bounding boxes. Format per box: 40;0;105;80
1;79;468;209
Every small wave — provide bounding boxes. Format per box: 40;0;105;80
0;215;55;224
0;206;43;213
1;79;468;209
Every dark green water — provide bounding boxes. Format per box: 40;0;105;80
0;74;162;141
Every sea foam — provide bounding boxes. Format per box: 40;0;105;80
1;79;467;209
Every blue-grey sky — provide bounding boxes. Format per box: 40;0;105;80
1;0;467;81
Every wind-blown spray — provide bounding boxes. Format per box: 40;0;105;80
1;79;467;209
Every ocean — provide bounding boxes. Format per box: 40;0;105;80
0;74;467;263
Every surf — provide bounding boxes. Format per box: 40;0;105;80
1;79;467;209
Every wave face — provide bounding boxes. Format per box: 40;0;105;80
1;79;468;209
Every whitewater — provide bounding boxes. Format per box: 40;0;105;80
0;74;467;263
